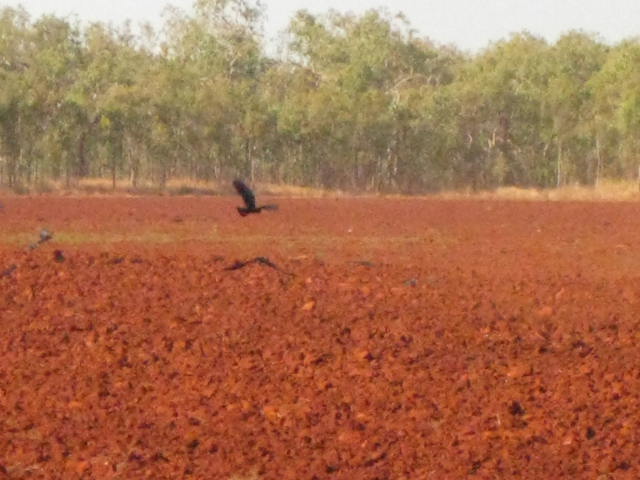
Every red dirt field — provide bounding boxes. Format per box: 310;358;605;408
1;196;640;479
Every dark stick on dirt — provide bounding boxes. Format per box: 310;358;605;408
0;264;17;278
5;230;57;278
28;229;53;250
224;256;294;276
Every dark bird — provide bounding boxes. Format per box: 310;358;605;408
232;179;278;217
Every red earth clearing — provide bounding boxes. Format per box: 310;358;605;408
1;196;640;479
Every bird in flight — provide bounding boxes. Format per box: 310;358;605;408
232;179;278;217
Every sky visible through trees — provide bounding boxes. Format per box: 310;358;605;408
1;0;640;193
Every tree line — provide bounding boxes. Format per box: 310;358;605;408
1;0;640;193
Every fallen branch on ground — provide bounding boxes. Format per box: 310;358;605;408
224;256;294;276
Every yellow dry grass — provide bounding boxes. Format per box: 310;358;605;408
258;182;346;198
1;177;640;201
435;180;640;201
0;177;345;198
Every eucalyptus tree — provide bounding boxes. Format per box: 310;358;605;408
545;31;608;186
158;0;268;184
22;17;85;186
448;33;553;189
282;8;462;191
0;7;30;187
589;40;640;182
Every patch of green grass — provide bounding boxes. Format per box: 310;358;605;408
0;230;454;253
0;229;221;246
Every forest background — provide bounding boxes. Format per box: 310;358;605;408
1;0;640;194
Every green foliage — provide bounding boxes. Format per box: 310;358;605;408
0;3;639;192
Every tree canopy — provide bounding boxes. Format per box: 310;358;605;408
0;0;638;193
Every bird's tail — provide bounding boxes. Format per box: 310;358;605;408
260;204;279;211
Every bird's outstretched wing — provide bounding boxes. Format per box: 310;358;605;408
232;179;256;210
